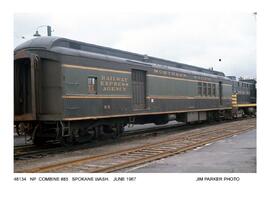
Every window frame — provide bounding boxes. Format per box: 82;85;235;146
197;82;202;96
203;83;207;96
88;76;97;94
207;83;212;96
212;83;216;97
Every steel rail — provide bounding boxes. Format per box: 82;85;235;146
19;119;256;173
13;119;235;159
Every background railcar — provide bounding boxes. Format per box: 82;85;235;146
230;77;256;117
14;37;252;144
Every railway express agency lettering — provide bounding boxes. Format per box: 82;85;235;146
100;75;129;92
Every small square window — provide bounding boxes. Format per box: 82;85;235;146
88;77;97;94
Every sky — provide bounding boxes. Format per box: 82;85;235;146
14;12;256;79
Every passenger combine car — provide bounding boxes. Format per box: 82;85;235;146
14;37;256;145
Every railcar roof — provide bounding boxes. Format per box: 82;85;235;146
15;36;225;77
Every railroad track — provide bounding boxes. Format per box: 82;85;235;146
14;118;251;160
14;144;62;160
18;118;256;173
14;122;185;160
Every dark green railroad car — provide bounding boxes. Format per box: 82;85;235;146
14;37;245;144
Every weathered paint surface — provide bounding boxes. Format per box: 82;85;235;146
15;37;253;122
